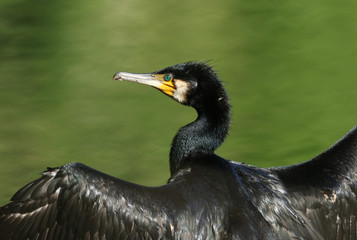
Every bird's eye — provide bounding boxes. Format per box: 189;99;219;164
164;74;172;81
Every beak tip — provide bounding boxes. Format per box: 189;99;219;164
113;72;121;80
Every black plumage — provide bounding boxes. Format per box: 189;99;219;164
0;62;356;239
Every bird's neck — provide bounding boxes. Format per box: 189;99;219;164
169;99;231;175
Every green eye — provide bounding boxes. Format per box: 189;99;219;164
164;74;172;81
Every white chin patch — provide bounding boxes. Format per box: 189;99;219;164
172;80;190;103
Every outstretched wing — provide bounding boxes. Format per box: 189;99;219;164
272;125;357;240
0;163;176;240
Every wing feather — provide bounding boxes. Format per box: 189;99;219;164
273;125;357;240
0;162;175;240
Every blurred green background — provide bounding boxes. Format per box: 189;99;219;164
1;0;357;205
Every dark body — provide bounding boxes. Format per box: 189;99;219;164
0;62;356;239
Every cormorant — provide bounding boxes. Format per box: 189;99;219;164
0;62;356;240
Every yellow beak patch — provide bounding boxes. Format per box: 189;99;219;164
153;74;175;96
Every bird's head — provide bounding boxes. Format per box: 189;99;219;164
113;62;228;111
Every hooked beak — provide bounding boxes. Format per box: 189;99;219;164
113;72;175;96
